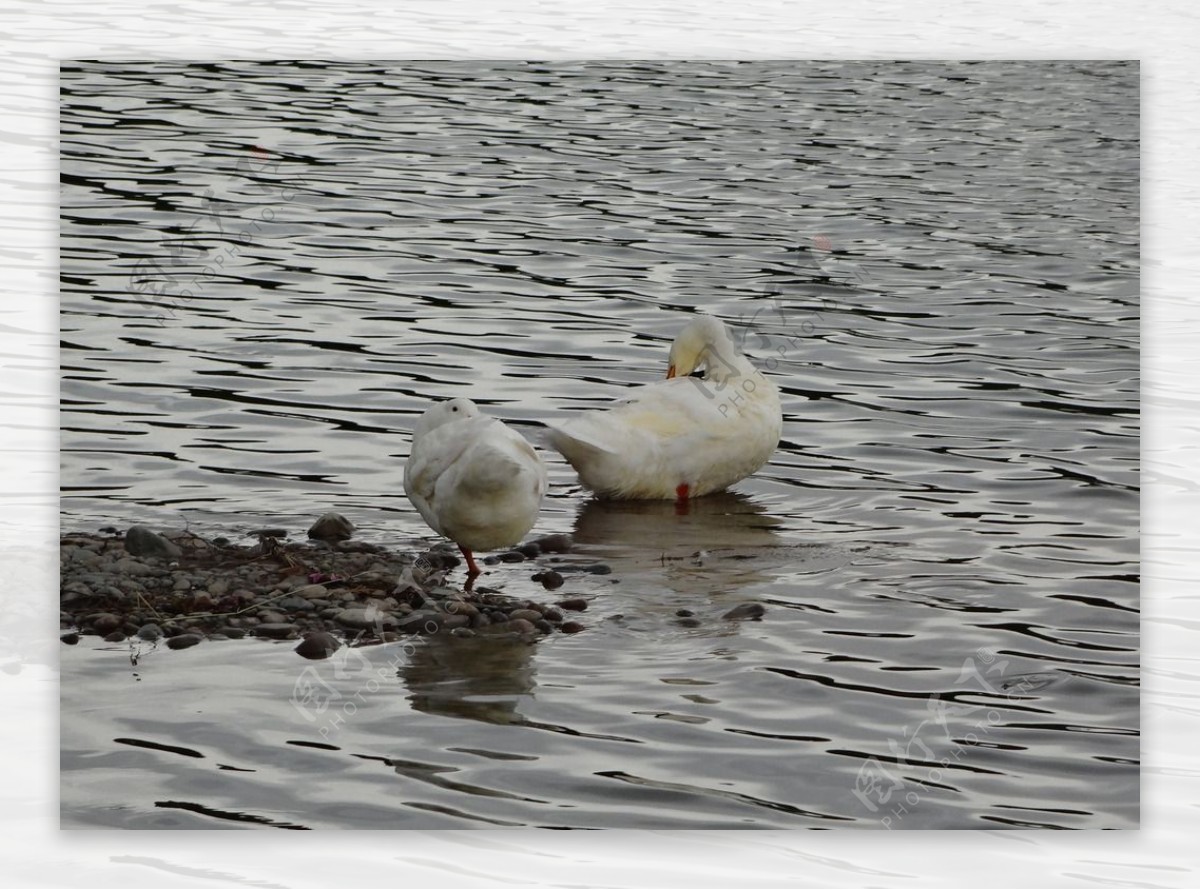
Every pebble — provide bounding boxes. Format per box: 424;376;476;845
443;599;478;617
90;612;122;633
676;608;695;617
253;623;300;640
166;633;203;651
334;607;398;631
62;527;584;650
418;550;461;571
677;617;703;628
577;564;612;575
292;584;329;600
307;512;355;542
557;597;588;612
190;592;216;612
124;525;182;560
113;557;155;576
531;533;573;554
295;632;341;660
722;602;766;621
275;596;313;613
560;621;585;634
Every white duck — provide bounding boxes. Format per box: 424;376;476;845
546;315;782;500
404;398;547;578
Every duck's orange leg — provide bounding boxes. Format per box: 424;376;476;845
675;483;691;516
458;544;481;578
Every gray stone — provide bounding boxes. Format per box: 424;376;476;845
307;512;355;542
124;526;182;560
166;633;203;650
275;596;313;613
89;612;122;633
136;623;164;641
254;622;299;640
722;602;766;621
334;607;397;631
292;584;328;600
531;533;573;554
295;632;341;660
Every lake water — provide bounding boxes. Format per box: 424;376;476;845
59;60;1139;829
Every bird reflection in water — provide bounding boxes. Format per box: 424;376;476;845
569;490;799;596
402;636;536;726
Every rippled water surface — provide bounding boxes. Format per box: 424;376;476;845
60;61;1139;829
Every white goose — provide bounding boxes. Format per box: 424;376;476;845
547;315;782;500
404;398;547;578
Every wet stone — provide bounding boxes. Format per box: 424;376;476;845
497;550;526;563
677;616;703;628
557;597;588;612
722;602;766;621
308;512;355;542
539;570;564;590
295;632;341;660
509;608;543;623
335;607;397;631
502;618;538;635
675;608;695;617
90;612;122;633
254;623;300;640
531;533;573;554
124;525;182;560
60;632;80;645
514;542;540;558
275;596;313;613
560;621;585;634
166;633;203;651
136;623;163;641
103;630;127;642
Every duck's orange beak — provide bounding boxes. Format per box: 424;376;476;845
666;365;676;379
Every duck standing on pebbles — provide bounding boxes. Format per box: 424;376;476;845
404;398;547;582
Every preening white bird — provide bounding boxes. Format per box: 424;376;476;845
546;315;782;500
404;398;547;578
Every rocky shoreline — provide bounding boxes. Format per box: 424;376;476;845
59;515;590;659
